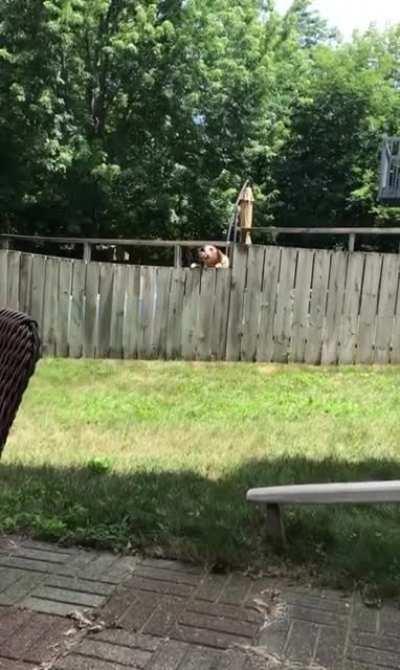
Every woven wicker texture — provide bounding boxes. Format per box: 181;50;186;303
0;308;41;456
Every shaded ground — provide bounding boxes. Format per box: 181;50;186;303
2;536;400;670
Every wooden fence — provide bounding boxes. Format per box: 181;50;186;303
1;245;400;364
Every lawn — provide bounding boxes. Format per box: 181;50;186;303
2;359;400;591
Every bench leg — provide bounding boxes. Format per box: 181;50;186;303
265;504;286;546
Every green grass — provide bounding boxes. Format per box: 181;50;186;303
2;359;400;591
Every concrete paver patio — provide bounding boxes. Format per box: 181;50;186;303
0;536;398;669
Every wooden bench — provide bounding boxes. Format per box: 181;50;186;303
246;481;400;544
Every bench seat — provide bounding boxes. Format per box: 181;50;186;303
246;481;400;544
247;481;400;506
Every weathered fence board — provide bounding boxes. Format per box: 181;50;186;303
305;250;330;365
30;254;46;331
166;269;186;359
84;263;99;358
321;251;347;365
2;244;400;365
257;246;280;362
290;249;313;363
198;269;216;361
151;267;172;359
241;246;265;362
69;260;85;358
0;251;7;308
182;269;200;360
7;251;20;311
356;253;382;364
338;253;364;365
273;247;297;363
375;255;398;364
390;267;400;364
57;259;72;357
98;263;114;358
212;270;231;360
19;253;33;315
125;265;141;359
226;246;248;361
110;264;128;359
42;257;59;356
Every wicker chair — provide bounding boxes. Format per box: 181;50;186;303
0;308;41;457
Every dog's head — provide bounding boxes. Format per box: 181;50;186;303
198;245;221;267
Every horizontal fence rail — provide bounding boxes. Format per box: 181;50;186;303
0;234;232;267
4;228;400;259
1;245;400;364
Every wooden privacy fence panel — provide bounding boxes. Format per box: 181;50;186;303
1;246;400;364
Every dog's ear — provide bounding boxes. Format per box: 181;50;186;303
217;248;223;263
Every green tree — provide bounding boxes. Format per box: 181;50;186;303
1;0;399;242
1;0;282;239
270;26;400;228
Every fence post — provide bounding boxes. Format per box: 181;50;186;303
1;238;10;251
174;245;182;268
239;186;254;245
83;242;92;263
348;233;355;253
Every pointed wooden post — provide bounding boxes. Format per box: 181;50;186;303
174;245;182;268
83;242;92;263
348;233;356;253
239;186;254;245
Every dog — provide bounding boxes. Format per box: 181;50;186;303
190;245;230;269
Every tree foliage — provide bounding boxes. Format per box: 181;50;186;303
0;0;399;239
